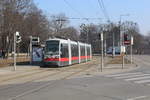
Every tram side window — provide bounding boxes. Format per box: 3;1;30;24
81;46;85;56
61;43;68;58
71;44;78;57
87;47;90;56
75;45;78;56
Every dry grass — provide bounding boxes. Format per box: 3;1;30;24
107;56;131;64
0;58;30;67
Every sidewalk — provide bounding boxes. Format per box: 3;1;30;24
70;64;139;79
0;56;139;80
0;66;40;76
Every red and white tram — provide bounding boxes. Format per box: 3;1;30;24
43;38;92;66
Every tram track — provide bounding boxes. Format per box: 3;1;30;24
0;59;97;90
0;60;94;84
7;59;99;100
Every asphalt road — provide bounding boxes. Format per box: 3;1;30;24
1;55;150;100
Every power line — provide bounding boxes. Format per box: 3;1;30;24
69;17;102;20
63;0;84;18
101;0;110;20
51;17;102;21
63;0;94;23
97;0;110;21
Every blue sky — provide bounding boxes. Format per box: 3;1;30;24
34;0;150;35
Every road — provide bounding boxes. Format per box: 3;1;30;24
1;55;150;100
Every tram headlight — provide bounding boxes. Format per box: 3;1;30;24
44;55;50;59
54;55;59;58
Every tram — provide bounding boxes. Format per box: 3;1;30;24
43;38;92;66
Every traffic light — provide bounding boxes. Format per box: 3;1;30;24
124;34;128;41
124;34;130;45
16;32;22;43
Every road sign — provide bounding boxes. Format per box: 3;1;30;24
121;46;126;53
16;32;21;43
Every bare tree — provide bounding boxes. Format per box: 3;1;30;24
49;13;69;37
0;0;33;56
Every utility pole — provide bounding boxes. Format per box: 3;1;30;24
103;24;107;57
55;19;66;34
30;36;32;65
120;23;125;69
104;38;107;56
13;32;17;71
130;36;133;64
104;29;107;57
100;32;104;72
112;31;115;58
86;28;89;44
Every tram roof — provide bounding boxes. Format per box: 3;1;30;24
46;38;91;46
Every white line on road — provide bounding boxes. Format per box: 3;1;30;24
105;72;142;77
135;79;150;84
125;76;150;81
115;74;150;79
127;96;147;100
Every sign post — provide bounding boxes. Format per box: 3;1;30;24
121;46;125;69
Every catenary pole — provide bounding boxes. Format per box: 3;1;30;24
101;32;104;72
131;36;133;64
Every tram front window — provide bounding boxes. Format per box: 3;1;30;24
45;41;59;55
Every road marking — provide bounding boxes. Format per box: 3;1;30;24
135;79;150;84
127;96;147;100
115;74;150;79
105;72;142;77
125;76;150;81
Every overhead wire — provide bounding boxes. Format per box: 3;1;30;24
63;0;93;23
63;0;84;18
51;16;102;21
97;0;110;21
101;0;110;19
